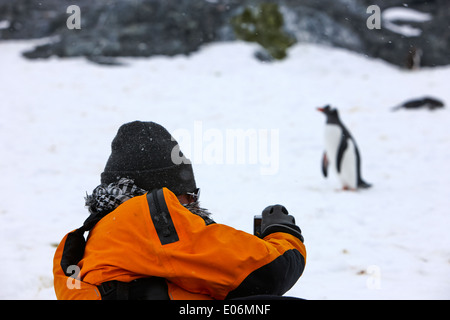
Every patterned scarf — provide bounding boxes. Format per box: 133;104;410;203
85;178;147;215
85;177;212;220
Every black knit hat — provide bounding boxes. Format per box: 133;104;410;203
101;121;196;195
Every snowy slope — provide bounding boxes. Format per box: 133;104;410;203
1;40;449;300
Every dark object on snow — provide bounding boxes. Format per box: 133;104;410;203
392;97;445;111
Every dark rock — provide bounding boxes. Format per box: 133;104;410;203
0;0;449;68
85;55;127;67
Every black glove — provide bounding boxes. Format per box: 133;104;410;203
260;205;304;242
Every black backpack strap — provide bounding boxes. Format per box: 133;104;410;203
98;277;170;300
146;189;179;245
97;281;129;300
60;211;106;276
60;228;86;276
115;282;130;300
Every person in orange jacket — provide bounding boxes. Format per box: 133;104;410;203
53;121;306;300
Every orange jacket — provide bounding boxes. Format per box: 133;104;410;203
53;188;306;300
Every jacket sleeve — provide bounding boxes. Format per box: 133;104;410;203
161;188;306;300
225;204;306;298
225;232;306;299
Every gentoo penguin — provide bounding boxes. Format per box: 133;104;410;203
317;105;372;190
391;96;444;111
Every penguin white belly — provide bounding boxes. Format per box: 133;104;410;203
324;125;357;189
324;125;341;168
338;139;357;189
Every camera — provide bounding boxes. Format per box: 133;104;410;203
253;215;262;237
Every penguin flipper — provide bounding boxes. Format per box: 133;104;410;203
321;152;328;178
336;135;348;173
353;137;372;189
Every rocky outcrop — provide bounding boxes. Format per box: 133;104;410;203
0;0;448;68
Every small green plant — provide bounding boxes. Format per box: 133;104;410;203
231;3;296;60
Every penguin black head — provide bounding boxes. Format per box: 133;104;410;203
317;105;340;125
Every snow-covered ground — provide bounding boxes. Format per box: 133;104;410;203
1;40;449;300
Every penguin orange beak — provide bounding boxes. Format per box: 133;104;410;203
317;107;325;112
